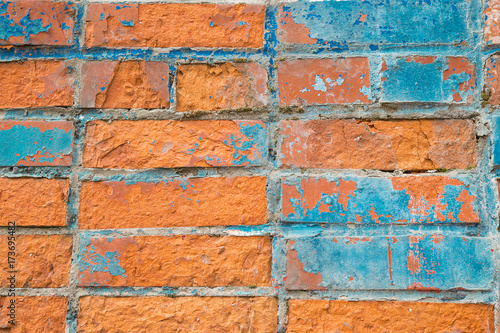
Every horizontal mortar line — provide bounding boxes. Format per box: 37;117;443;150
76;225;277;236
0;227;72;235
74;286;276;297
0;288;70;297
76;167;272;178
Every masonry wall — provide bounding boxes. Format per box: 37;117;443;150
0;0;499;332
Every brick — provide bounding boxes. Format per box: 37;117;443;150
79;176;267;229
282;175;479;224
0;60;74;109
484;55;500;105
0;235;72;288
280;119;476;171
176;62;268;112
278;58;370;106
0;178;68;226
287;300;494;332
86;3;265;48
0;297;67;332
277;0;469;46
381;56;475;103
78;235;271;287
0;1;74;46
83;120;267;169
485;0;500;44
78;296;277;332
0;121;73;166
286;236;493;291
80;61;169;109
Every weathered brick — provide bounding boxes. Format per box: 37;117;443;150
277;0;469;46
484;55;500;105
286;236;493;291
86;3;265;48
78;236;271;287
0;1;74;46
176;62;268;112
282;175;479;224
0;297;67;332
485;0;500;44
278;58;370;106
83;120;267;169
0;178;68;226
78;296;277;332
80;61;169;109
0;60;74;109
0;235;72;288
0;121;73;166
79;176;267;229
287;300;494;332
381;56;475;103
280;119;476;171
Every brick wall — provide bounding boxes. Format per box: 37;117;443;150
0;0;498;332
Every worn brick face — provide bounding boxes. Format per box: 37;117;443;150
85;3;265;48
78;236;272;287
79;176;267;229
0;178;68;226
280;119;476;171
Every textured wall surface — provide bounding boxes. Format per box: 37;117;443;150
0;0;500;332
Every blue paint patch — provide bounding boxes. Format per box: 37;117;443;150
80;247;126;277
61;22;70;31
0;8;51;42
227;121;268;166
120;19;134;27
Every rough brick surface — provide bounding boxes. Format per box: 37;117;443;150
0;178;68;226
79;176;267;229
287;300;494;332
278;58;371;105
83;120;267;169
86;3;265;48
78;296;278;332
177;62;268;111
0;61;74;109
485;0;500;44
0;121;73;166
0;235;72;288
0;1;74;46
80;61;169;109
280;119;476;171
78;236;272;287
0;297;67;332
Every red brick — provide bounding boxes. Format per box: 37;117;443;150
0;178;68;226
0;297;67;332
176;62;268;112
78;236;271;287
287;300;494;332
83;120;267;169
280;119;476;171
86;3;265;48
0;1;74;46
485;55;500;105
79;176;267;229
0;61;74;109
0;235;72;288
485;0;500;44
278;58;371;106
80;61;169;109
78;296;277;332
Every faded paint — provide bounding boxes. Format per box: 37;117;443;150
485;0;500;44
86;3;265;48
278;58;370;106
286;236;493;290
83;120;267;169
282;176;479;224
80;61;169;109
485;55;500;105
280;119;476;171
0;121;73;166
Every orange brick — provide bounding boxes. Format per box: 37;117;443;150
287;300;494;332
79;176;267;229
80;61;169;109
0;61;74;109
78;296;277;332
176;63;268;111
83;120;267;169
0;178;68;227
0;297;67;332
485;0;500;44
0;235;72;288
78;236;271;287
281;119;476;171
86;3;265;48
